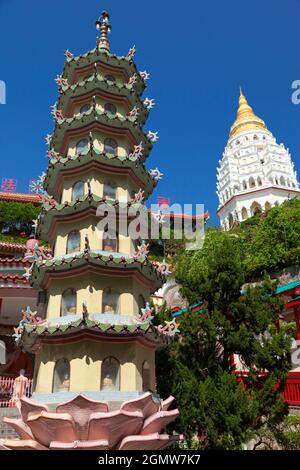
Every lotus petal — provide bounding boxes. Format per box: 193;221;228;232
50;439;109;450
120;392;159;418
3;417;34;440
27;411;77;447
0;439;48;450
19;396;49;422
56;394;108;440
118;432;183;451
88;410;143;447
141;409;179;435
161;396;175;411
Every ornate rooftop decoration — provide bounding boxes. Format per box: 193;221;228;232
158;319;180;337
95;11;111;52
147;131;159;143
143;98;155;110
127;45;136;59
150;167;164;181
13;307;46;343
64;49;74;60
0;393;182;450
230;88;269;138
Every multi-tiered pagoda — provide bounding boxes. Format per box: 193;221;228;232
1;11;182;451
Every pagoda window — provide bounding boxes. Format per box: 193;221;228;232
104;138;118;156
242;180;247;190
52;358;70;393
79;103;91;115
251;202;262;216
102;287;120;314
103;229;118;252
101;357;120;391
61;288;77;316
72;181;85;201
67;230;81;254
104;74;116;84
138;295;146;312
142;361;150;392
275;177;279;185
76;138;89;155
265;201;272;211
103;182;117;200
241;207;248;220
257;177;262;186
104;102;117;116
228;213;234;228
280;176;285;186
253;135;258;140
249;177;256;188
274;201;279;206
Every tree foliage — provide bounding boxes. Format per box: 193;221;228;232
0;201;40;236
157;226;294;449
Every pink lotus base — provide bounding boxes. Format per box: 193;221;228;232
0;392;183;450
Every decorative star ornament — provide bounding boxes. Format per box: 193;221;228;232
47;150;62;161
64;49;74;60
152;210;166;225
127;45;136;59
150;168;164;181
23;266;32;280
55;75;68;88
147;131;159;143
128;74;138;86
131;188;145;204
128;107;140;120
143;98;155;110
45;134;53;147
129;142;144;160
139;70;150;81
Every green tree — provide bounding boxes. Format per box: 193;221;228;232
160;229;293;449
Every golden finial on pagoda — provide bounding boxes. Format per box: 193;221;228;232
230;88;269;138
95;11;111;52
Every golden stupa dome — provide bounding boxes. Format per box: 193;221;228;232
230;89;269;138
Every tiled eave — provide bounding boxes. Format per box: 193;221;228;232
51;109;152;156
37;196;147;242
57;74;148;124
29;252;165;291
62;49;145;95
44;149;156;200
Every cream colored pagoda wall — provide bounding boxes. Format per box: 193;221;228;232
73;98;127;120
61;171;137;204
46;274;151;319
53;214;133;256
34;340;156;394
68;133;131;159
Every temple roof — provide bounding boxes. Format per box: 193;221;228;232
230;89;270;138
0;192;42;204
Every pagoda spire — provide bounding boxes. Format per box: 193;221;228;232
95;10;111;52
230;88;268;138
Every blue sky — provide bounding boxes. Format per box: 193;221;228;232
0;0;299;225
